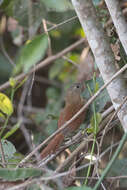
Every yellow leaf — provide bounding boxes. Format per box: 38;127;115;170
9;78;17;88
26;39;31;45
0;93;13;117
75;28;86;38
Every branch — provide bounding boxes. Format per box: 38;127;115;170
71;0;127;131
18;63;127;167
0;38;85;91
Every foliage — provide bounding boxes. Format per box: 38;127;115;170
34;87;61;144
3;122;20;139
66;186;93;190
0;0;126;189
13;34;48;74
83;77;111;113
49;53;79;82
0;53;12;84
109;158;127;187
0;92;13;118
0;168;42;181
0;139;16;160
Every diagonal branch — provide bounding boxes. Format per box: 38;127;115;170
0;38;85;92
18;63;127;166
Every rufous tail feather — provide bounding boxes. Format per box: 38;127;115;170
41;133;64;158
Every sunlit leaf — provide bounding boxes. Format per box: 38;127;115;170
50;30;61;38
75;27;86;38
3;122;20;139
0;93;13;116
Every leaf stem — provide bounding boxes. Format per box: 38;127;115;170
84;83;97;185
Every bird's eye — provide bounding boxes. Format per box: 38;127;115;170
76;85;80;88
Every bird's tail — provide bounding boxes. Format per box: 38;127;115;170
41;133;64;159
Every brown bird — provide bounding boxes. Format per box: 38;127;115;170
41;83;86;159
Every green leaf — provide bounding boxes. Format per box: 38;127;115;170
0;0;15;16
0;53;12;83
0;140;16;159
67;53;80;63
34;87;61;143
109;159;127;187
0;168;42;181
0;93;13;117
41;0;73;12
83;77;111;113
93;0;102;6
13;34;48;74
3;122;20;139
49;56;78;82
27;184;41;190
49;59;64;79
65;186;93;190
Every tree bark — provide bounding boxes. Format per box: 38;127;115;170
71;0;127;131
105;0;127;55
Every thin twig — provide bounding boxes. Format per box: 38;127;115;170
17;78;40;162
27;0;34;38
43;16;78;34
42;19;52;56
94;133;127;190
7;141;119;190
39;105;114;167
62;55;79;68
0;38;85;92
35;76;61;88
18;64;127;167
100;95;127;148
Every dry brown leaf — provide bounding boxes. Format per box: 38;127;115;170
111;43;120;61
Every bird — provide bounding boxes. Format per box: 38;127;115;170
40;82;86;159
